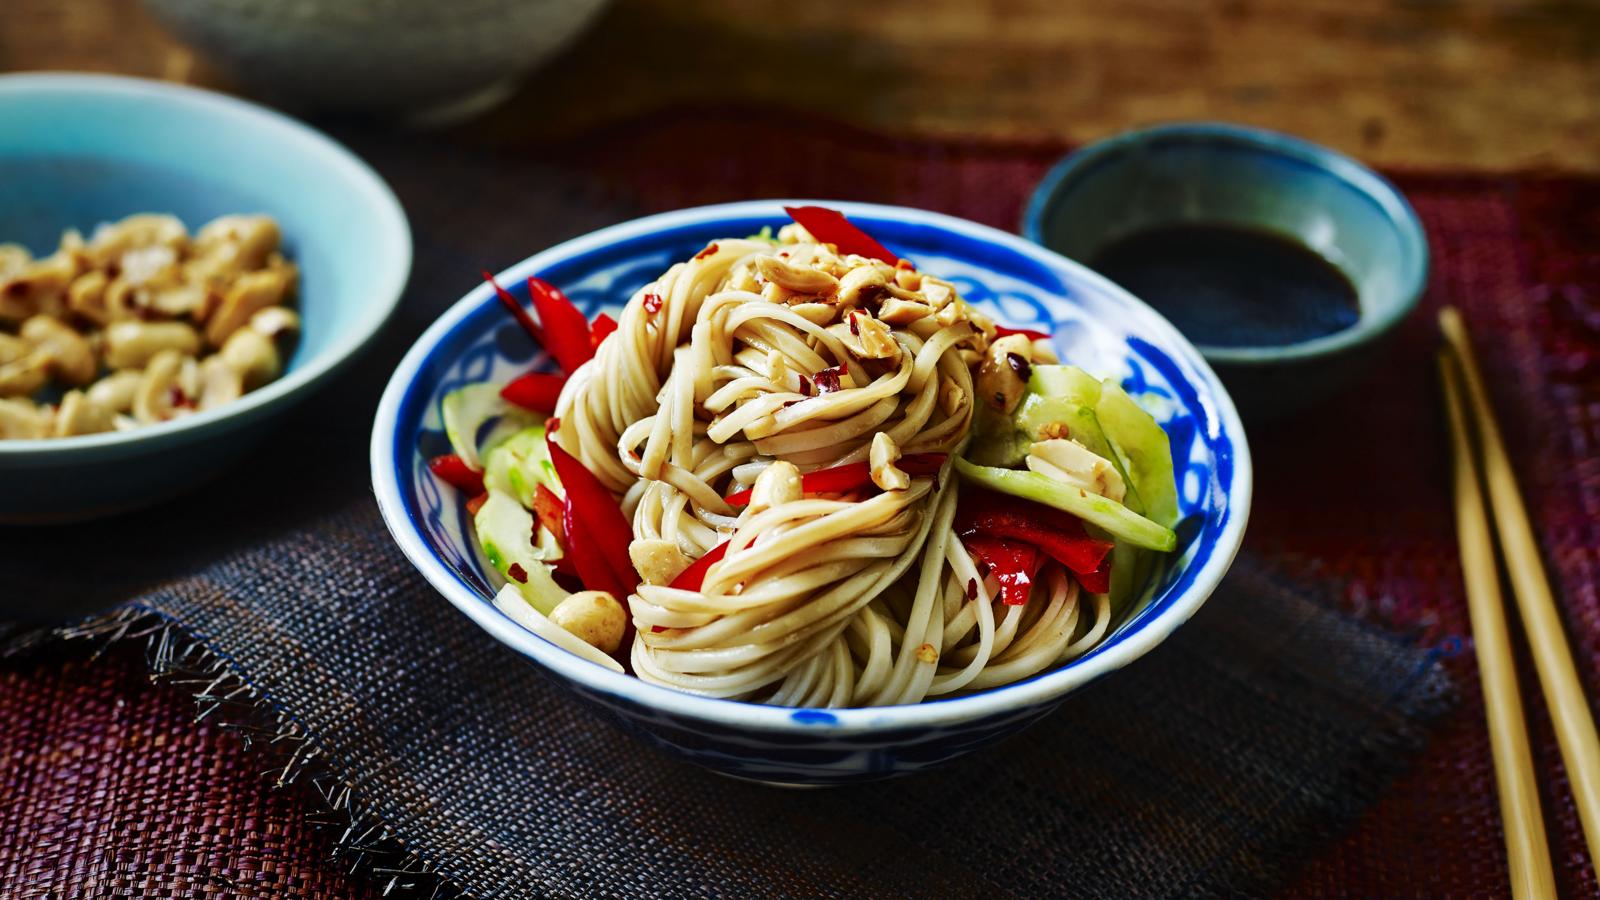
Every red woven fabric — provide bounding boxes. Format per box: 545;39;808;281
1273;173;1600;897
0;643;385;898
3;113;1598;897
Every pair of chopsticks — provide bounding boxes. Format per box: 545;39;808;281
1439;307;1600;897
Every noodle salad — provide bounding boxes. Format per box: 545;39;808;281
428;207;1178;707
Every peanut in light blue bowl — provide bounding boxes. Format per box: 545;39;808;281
1024;123;1429;419
0;73;410;523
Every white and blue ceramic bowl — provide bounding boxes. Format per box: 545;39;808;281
372;201;1251;785
0;73;410;522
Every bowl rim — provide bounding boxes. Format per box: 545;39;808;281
1022;121;1429;366
0;72;412;457
371;200;1253;734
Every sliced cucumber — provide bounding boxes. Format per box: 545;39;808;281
474;490;568;614
483;425;561;509
1028;364;1101;406
1015;396;1146;517
954;457;1176;551
1095;379;1179;529
1101;539;1150;613
1022;364;1176;523
441;382;536;471
970;370;1118;470
966;404;1029;467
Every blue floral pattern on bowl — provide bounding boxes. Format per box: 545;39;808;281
372;201;1251;786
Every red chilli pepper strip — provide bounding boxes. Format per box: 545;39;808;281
500;371;567;413
963;536;1042;606
725;468;859;505
669;540;729;592
560;496;624;598
994;324;1053;343
1076;557;1112;595
786;462;870;496
590;312;619;349
465;492;490;516
955;488;1113;576
899;453;948;477
783;206;899;264
428;454;484;495
482;271;545;345
546;436;639;597
533;483;566;547
724;453;947;506
526;277;594;375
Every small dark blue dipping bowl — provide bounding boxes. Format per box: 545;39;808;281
1023;123;1428;419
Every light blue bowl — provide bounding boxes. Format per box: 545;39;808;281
1024;123;1428;419
0;73;410;522
373;201;1251;785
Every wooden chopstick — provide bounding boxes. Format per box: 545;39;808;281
1439;351;1556;898
1441;306;1600;881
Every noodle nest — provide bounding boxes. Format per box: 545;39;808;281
553;228;1112;707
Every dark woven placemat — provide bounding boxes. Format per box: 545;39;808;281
2;111;1595;897
5;516;1451;899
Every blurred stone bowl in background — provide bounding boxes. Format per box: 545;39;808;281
141;0;608;123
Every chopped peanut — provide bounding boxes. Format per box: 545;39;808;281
836;265;888;307
1027;438;1127;503
630;538;692;587
549;591;627;654
829;310;900;361
748;460;803;514
975;334;1034;414
0;213;299;440
754;255;839;296
869;432;910;491
877;296;933;325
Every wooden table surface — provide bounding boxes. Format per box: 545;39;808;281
6;0;1599;173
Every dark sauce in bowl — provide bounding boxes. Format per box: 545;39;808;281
1088;223;1360;348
